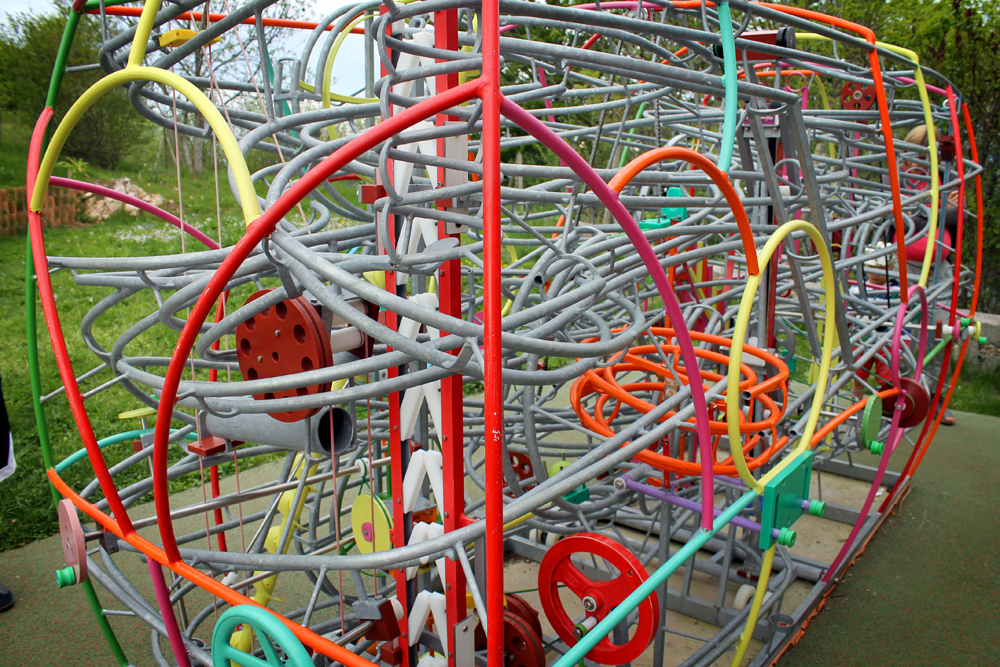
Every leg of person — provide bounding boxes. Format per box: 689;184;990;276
0;372;16;611
0;581;13;613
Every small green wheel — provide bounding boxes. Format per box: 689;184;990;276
859;394;883;449
212;606;313;667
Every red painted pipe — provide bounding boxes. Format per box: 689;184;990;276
85;6;366;34
27;108;136;537
151;78;484;564
481;0;505;662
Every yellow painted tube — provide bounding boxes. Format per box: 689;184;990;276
875;41;939;288
127;0;163;69
301;79;377;104
725;220;837;491
31;67;260;224
231;455;319;657
729;544;776;667
798;34;940;287
502;511;535;532
322;14;371;109
321;1;423;107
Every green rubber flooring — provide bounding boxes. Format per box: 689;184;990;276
0;412;996;666
779;410;1000;667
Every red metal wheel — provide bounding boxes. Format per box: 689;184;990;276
538;533;658;664
880;377;931;428
509;452;536;493
474;611;546;667
841;81;877;111
235;289;333;423
504;592;543;640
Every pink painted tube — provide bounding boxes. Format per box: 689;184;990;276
146;558;193;667
499;2;661;33
50;177;220;250
823;285;927;582
892;76;948;98
500;98;716;530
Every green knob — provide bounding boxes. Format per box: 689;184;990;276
55;566;76;589
809;500;826;517
868;441;885;456
778;527;797;547
961;317;972;327
979;336;988;346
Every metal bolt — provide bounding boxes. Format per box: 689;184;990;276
257;356;263;363
582;596;597;612
274;329;280;337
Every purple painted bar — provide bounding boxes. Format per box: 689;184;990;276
622;475;779;539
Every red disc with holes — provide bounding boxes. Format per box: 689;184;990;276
880;377;931;428
235;289;333;422
509;452;536;493
474;611;545;667
504;593;543;640
841;81;877;111
538;533;658;664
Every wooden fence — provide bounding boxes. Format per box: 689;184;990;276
0;186;78;235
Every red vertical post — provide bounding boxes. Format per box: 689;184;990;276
480;0;504;663
381;7;412;666
434;8;467;666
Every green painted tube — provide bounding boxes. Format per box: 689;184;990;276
30;10;81;504
618;102;648;168
81;578;130;667
30;8;82;505
923;335;952;365
26;239;59;504
716;1;738;175
30;11;132;667
45;11;81;110
552;490;758;667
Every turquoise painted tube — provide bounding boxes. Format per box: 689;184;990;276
552;490;758;667
55;430;151;474
55;429;196;474
717;1;738;175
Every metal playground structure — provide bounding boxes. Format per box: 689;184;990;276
24;0;988;666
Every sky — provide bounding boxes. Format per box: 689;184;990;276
0;0;370;96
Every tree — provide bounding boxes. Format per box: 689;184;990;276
148;0;308;175
0;5;149;169
791;0;1000;311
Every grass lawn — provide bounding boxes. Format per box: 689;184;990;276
0;120;994;552
0;123;364;550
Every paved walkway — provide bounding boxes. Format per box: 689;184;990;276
0;413;996;666
780;411;1000;667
